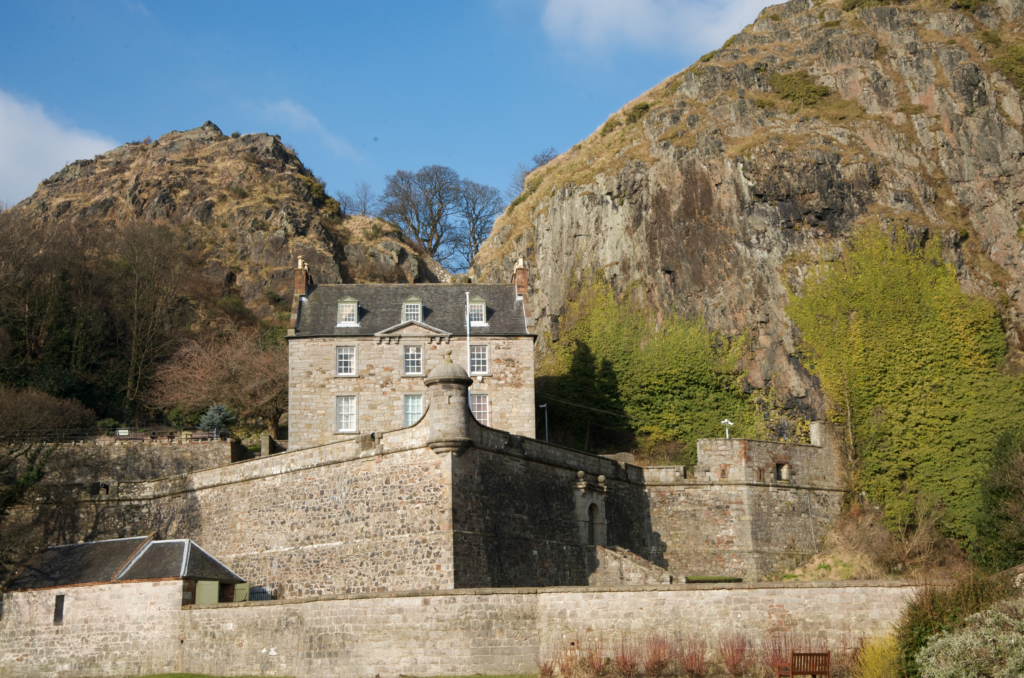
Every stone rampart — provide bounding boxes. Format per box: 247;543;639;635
0;581;919;678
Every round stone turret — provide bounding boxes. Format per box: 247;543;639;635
425;350;473;455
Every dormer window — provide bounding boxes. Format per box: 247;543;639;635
468;296;487;327
403;296;422;323
337;297;358;326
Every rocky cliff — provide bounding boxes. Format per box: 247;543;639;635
10;121;443;319
473;0;1024;420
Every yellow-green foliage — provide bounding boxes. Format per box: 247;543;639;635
538;278;761;460
992;45;1024;94
788;222;1024;545
855;635;900;678
298;175;341;217
769;71;832;106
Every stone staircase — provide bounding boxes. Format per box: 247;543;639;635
588;545;673;586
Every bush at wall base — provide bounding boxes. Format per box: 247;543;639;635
916;595;1024;678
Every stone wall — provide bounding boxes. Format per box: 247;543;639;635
0;581;919;678
453;421;655;588
45;438;240;484
288;334;535;448
639;428;845;579
0;580;181;677
7;427;455;598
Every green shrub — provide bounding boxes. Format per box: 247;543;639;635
228;184;248;199
979;30;1002;47
600;117;621;137
625;102;651;124
700;50;717;62
768;71;832;106
788;221;1024;545
917;595;1024;678
753;98;776;109
973;429;1024;569
823;20;841;28
894;570;1015;677
722;35;736;49
769;13;780;21
96;418;121;430
949;0;988;10
538;278;763;459
230;131;240;139
842;0;890;10
993;45;1024;93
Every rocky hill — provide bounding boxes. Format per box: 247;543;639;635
10;121;444;319
473;0;1024;420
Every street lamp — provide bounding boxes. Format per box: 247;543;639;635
721;418;734;440
539;404;548;442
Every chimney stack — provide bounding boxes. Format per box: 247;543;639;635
511;257;533;328
289;257;313;335
294;256;312;297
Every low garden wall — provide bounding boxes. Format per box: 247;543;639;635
179;581;915;678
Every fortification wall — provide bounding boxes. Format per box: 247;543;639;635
0;580;182;678
7;427;455;598
0;582;918;678
642;434;845;579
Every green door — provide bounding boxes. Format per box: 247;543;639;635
195;580;218;605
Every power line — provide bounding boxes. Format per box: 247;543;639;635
535;393;631;418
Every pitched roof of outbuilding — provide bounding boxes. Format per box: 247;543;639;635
7;536;149;590
6;536;243;590
292;284;529;338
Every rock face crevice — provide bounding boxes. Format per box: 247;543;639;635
473;0;1024;416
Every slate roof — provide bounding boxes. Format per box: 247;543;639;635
118;539;243;583
7;536;149;591
293;284;529;338
7;536;243;590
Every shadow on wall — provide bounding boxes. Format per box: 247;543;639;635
0;470;205;589
535;341;636;453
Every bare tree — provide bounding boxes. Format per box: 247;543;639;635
333;190;353;217
454;179;503;271
378;165;462;266
0;387;96;519
532;147;558;168
149;326;288;438
352;181;378;216
108;222;194;409
505;162;531;203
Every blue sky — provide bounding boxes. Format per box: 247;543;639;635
0;0;770;207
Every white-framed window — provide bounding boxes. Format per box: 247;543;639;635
336;395;357;432
403;297;422;323
470;394;489;426
337;298;358;326
336;346;355;376
404;346;423;375
470;345;488;374
404;395;423;427
469;297;487;326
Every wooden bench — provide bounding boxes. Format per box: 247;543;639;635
774;651;830;678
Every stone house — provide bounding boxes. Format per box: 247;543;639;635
286;258;536;448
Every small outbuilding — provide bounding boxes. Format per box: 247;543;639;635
5;534;247;612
